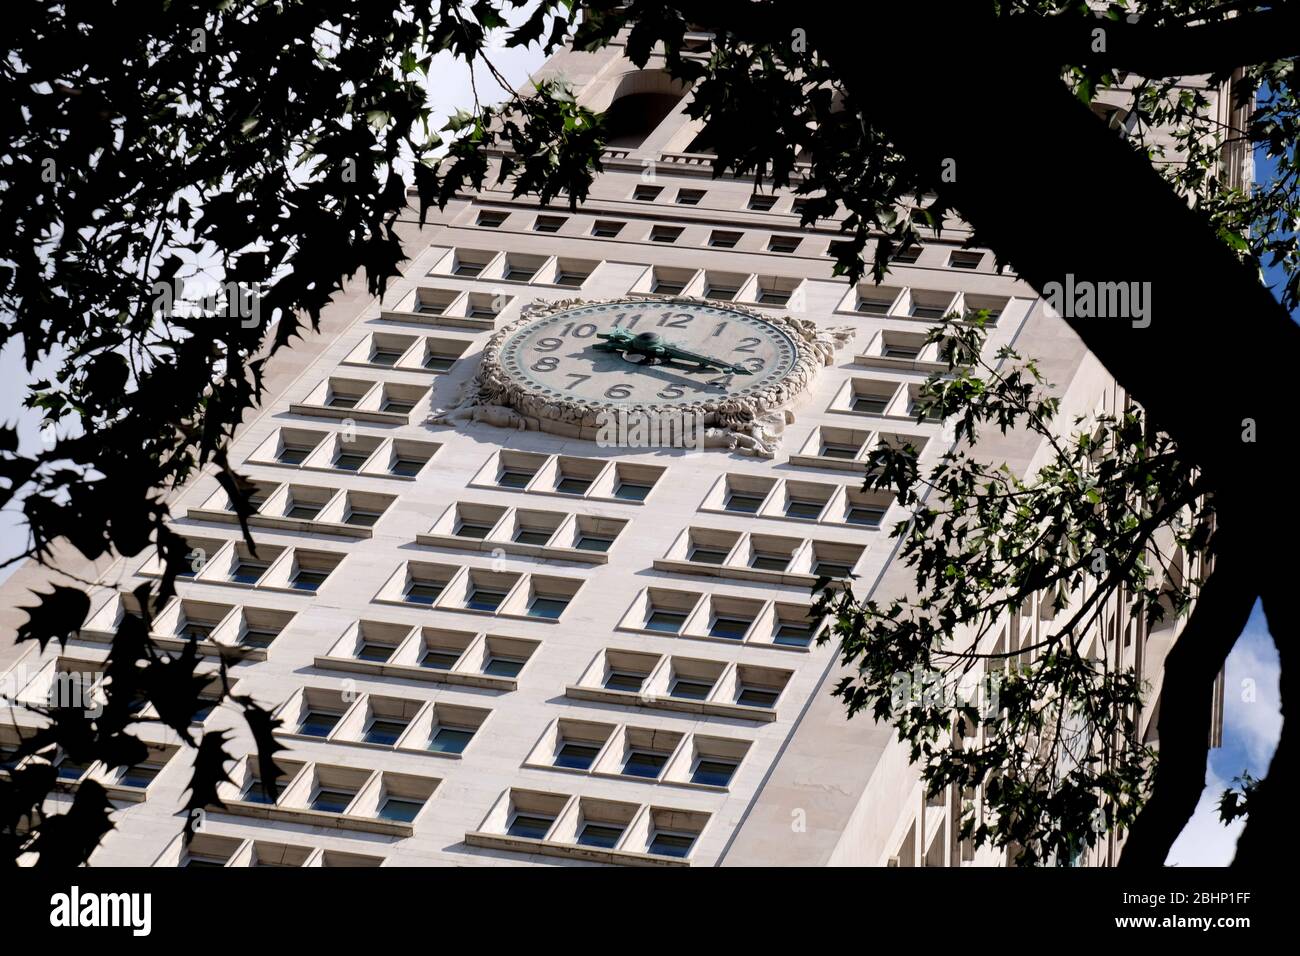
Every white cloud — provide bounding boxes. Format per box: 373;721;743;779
1166;767;1244;866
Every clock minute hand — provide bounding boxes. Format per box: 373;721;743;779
660;343;753;375
592;328;752;375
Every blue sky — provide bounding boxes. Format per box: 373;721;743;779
0;25;1288;864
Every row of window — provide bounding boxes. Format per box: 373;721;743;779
248;427;439;479
193;480;395;537
526;718;749;790
220;756;437;833
659;527;866;582
422;501;625;562
277;688;488;757
81;593;293;656
374;561;579;621
159;832;383;868
469;788;709;862
474;199;989;270
318;623;538;689
616;588;823;650
416;247;1008;321
0;725;175;800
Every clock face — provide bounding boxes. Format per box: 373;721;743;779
497;300;800;408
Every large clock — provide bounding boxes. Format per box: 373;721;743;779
432;297;851;454
499;299;800;407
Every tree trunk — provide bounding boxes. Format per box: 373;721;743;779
805;2;1298;866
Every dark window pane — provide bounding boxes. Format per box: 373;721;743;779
430;727;474;754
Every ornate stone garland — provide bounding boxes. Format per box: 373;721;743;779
428;296;853;457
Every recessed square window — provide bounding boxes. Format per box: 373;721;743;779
652;276;687;295
774;621;817;647
768;235;801;253
230;559;270;585
821;441;861;460
555;742;601;770
855;296;894;315
689;546;730;565
910;303;947;319
513;528;552;546
498;468;536;489
290;566;330;592
334;451;368;471
750;552;789;572
391;456;425;477
484;656;525;678
591;220;624;238
614;479;653;501
424;354;456;372
528;595;570;620
605;671;645;693
278;443;315;465
476;210;508;228
846;504;887;527
650;225;683;243
814;560;854;578
576;534;614;553
378;797;423;823
452;261;484;277
748;194;777;211
456;521;495;540
676;188;706;205
708;230;742;248
709;615;752;640
346;508;383;527
892;246;922;264
119;761;165;789
310;787;355;814
357;641;396;663
633;185;663;202
430;727;475;754
534;215;567;233
756;287;790;305
883;342;922;359
404;580;444;605
646;610;688;633
737;686;779;708
785;498;824;520
623;750;668;779
507;813;554;840
369;347;405;367
669;677;712;700
852;395;891;415
364;718;408;746
466;587;508;612
556;476;593;495
704;283;739;302
691;758;738;787
949;250;984;270
554;268;589;288
300;709;340;738
578;823;624;849
420;648;460;670
725;491;765;513
790;198;811;216
649;832;695;858
240;626;280;649
326;394;358;409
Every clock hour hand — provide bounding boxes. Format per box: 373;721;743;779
593;328;753;375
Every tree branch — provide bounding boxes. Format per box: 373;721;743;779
1015;4;1300;78
1118;522;1256;866
1231;573;1296;866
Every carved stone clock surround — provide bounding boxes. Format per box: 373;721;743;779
429;296;853;456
